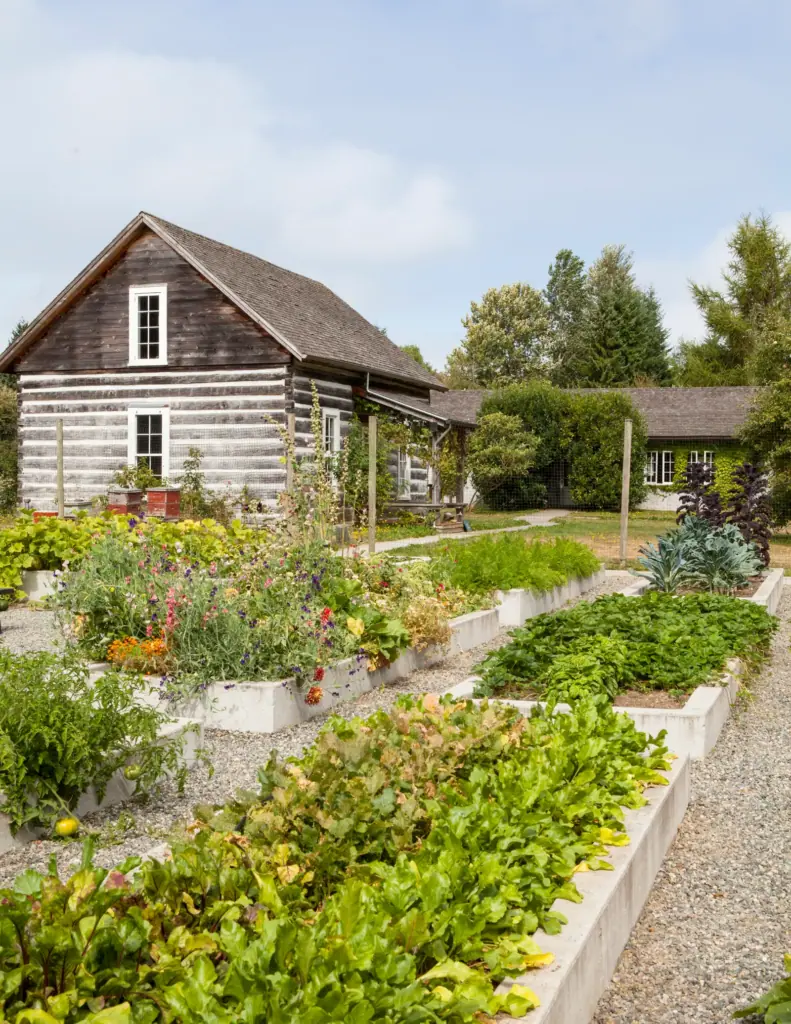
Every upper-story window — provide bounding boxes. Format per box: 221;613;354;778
129;285;168;365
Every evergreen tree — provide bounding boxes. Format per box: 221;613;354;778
577;246;670;386
675;214;791;385
544;249;590;386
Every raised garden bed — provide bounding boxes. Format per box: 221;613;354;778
0;718;203;853
497;752;690;1024
445;658;743;761
624;567;784;615
87;570;602;733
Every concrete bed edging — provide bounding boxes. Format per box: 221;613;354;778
497;753;690;1024
444;658;743;761
0;718;203;855
622;567;784;615
89;569;604;734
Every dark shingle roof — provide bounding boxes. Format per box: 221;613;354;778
429;389;486;425
147;215;442;390
595;386;761;439
428;386;762;437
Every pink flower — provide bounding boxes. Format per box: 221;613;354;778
264;577;273;588
146;625;154;637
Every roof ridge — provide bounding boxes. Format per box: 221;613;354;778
143;212;329;291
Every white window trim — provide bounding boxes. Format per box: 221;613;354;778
703;450;715;466
321;408;341;456
396;448;412;498
128;285;168;366
127;406;170;480
645;449;675;486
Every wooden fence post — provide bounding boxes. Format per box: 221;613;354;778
368;415;377;554
285;412;296;491
619;418;633;566
56;419;65;517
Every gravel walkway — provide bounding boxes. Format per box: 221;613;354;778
0;572;632;886
593;587;791;1024
0;606;59;654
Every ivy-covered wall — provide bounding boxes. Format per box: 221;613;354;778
645;440;747;502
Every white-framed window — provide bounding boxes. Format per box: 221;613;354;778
322;408;341;458
396;449;411;497
688;450;715;468
645;450;675;485
129;285;168;365
127;407;170;480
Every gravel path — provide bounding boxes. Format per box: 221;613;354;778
0;606;59;654
593;587;791;1024
0;572;632;885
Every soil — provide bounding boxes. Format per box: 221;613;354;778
493;684;689;708
613;689;688;709
675;575;764;598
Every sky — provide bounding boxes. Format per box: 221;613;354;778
3;0;791;369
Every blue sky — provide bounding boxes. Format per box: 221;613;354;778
3;0;791;368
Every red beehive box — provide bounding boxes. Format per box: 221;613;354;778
147;487;181;520
107;488;143;516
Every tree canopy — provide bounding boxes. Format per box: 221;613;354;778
445;283;550;388
444;247;670;388
674;214;791;385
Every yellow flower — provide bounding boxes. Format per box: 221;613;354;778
346;616;365;637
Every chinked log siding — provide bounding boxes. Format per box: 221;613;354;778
18;366;288;508
12;231;291;374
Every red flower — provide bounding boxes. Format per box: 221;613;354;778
320;607;332;624
313;666;325;682
380;581;389;588
305;685;323;706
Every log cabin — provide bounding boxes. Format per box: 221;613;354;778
0;212;468;511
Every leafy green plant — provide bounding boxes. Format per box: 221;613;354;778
475;591;776;698
111;461;164;489
0;694;671;1023
676;459;724;526
735;954;791;1021
637;516;764;594
542;636;629;704
0;649;193;831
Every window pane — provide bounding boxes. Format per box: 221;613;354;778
148;294;159;313
138;295;149;312
148;310;159;328
147;342;159;359
149;434;162;455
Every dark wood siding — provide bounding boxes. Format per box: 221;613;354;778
14;231;291;373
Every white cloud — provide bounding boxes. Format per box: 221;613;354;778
635;212;791;346
0;0;470;341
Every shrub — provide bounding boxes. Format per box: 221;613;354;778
430;534;600;595
0;650;192;831
475;591;776;698
401;594;452;649
480;381;648;510
0;694;671;1023
676;460;723;526
467;412;538;509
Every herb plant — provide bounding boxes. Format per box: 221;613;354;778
475;592;776;698
0;650;193;831
427;534;601;596
0;694;671;1023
